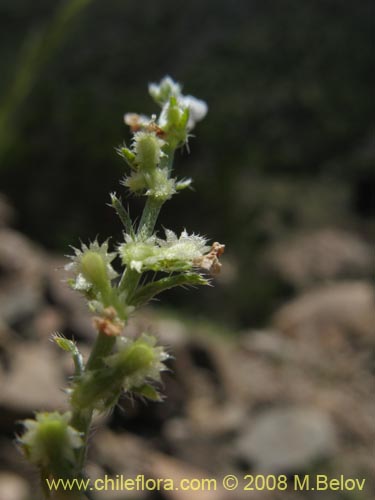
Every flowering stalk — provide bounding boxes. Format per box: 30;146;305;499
18;77;224;498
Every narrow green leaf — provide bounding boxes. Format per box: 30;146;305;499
52;333;76;352
131;273;209;307
175;178;192;191
51;333;84;376
134;384;162;401
117;146;136;168
109;193;135;237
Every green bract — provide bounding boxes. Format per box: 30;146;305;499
123;164;177;200
70;335;169;410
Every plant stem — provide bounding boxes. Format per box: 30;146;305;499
118;148;175;299
69;196;163;481
137;197;164;238
70;407;93;475
86;332;116;371
70;147;176;485
70;332;116;479
117;196;164;303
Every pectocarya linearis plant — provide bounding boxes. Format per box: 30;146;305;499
18;77;225;498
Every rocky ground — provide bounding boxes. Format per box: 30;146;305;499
0;194;374;500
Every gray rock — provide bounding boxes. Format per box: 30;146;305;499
0;472;29;500
236;407;337;473
0;229;45;324
273;281;375;340
268;229;373;288
240;329;290;360
0;341;68;415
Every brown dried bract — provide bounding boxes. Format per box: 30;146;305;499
124;113;166;138
194;242;225;275
93;306;124;337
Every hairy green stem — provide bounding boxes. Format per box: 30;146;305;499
118;196;165;304
70;332;116;479
86;332;116;371
137;197;164;238
72;349;84;377
70;170;170;483
118;148;175;299
69;147;178;486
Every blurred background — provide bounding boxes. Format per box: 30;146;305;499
0;1;373;499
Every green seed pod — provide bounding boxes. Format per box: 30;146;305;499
19;412;82;472
65;241;118;298
70;338;161;412
80;251;109;292
114;339;155;377
133;132;164;171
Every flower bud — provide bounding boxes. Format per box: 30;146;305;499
158;97;190;148
149;76;182;106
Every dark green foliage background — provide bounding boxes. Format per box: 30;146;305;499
0;0;373;327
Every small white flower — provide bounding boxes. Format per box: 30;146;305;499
180;95;208;129
157;94;207;132
149;76;182;105
149;76;207;132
